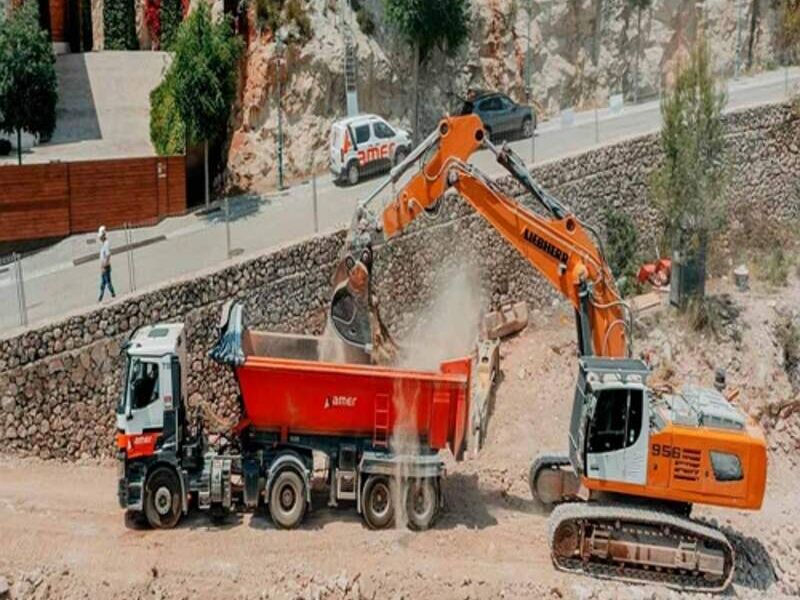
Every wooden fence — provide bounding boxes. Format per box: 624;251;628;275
0;156;187;243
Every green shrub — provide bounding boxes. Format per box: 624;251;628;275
605;208;639;278
104;0;138;50
160;0;184;50
149;76;185;155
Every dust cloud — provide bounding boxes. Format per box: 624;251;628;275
318;320;347;363
395;265;485;371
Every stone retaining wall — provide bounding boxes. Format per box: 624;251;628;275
1;102;797;459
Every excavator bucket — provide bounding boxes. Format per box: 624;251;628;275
329;247;398;364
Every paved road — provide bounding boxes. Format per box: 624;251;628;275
1;67;798;336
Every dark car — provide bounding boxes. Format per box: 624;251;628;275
459;90;536;141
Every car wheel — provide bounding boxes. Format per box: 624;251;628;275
346;161;360;186
522;116;533;139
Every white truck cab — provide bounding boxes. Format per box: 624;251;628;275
329;114;412;186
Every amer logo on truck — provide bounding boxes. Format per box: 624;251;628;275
324;395;357;409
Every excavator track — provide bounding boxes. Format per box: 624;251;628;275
548;503;734;593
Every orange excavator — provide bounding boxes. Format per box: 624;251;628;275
329;114;767;592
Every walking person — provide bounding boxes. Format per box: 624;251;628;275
98;225;116;302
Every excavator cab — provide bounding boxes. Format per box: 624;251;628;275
569;357;651;487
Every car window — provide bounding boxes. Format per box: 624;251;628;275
479;97;502;111
373;121;395;139
354;124;371;144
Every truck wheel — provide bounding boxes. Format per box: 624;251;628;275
346;161;360;186
144;468;182;529
405;478;438;531
362;475;395;530
269;470;307;529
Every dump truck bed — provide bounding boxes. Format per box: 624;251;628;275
210;302;472;459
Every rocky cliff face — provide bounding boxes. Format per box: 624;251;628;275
225;0;789;193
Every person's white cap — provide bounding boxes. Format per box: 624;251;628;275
98;225;106;237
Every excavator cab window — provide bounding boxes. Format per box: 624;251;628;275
587;388;643;454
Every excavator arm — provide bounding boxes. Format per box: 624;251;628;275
330;114;630;360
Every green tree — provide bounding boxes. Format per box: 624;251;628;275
149;74;185;155
0;1;58;165
626;0;652;103
651;40;727;299
104;0;138;50
384;0;470;141
169;2;242;205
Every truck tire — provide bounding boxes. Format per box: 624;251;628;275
269;470;307;529
362;475;395;530
405;478;438;531
144;467;182;529
346;161;360;186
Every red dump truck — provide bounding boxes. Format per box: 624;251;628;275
115;302;471;530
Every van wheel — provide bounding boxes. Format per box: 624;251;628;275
346;161;360;185
362;475;395;530
144;468;182;529
269;470;306;529
405;478;438;531
522;116;533;138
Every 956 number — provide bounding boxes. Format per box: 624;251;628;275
651;443;681;459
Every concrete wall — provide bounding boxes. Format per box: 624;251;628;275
1;102;798;459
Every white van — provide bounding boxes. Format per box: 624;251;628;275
329;114;412;186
